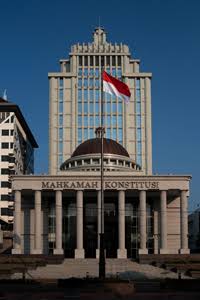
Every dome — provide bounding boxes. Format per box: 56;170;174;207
71;138;130;158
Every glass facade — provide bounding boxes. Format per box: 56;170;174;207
77;58;123;145
47;193;154;258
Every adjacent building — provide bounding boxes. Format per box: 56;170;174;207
189;208;200;252
0;97;38;229
11;28;191;258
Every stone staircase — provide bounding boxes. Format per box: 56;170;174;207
11;259;191;280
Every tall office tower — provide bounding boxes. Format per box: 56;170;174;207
0;97;38;228
48;28;152;175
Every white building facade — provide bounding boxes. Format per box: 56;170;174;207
0;97;38;228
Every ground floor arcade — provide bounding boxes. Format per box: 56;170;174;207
11;174;190;258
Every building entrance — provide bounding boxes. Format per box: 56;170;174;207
104;203;118;258
84;203;97;258
125;201;154;259
126;203;139;259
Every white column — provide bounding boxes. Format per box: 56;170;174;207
117;190;127;258
139;190;148;254
75;190;85;258
153;201;159;254
12;190;22;254
96;190;101;258
160;190;168;254
180;190;190;254
31;190;42;254
54;190;64;255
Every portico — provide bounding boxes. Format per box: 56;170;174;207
11;174;190;258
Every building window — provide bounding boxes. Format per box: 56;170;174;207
118;116;122;127
95;90;99;101
79;56;82;66
78;103;82;114
107;103;111;114
112;56;116;65
78;116;82;127
95;102;99;114
1;181;11;188
89;90;94;100
1;143;9;149
59;102;63;113
89;116;94;127
112;67;116;77
84;103;88;114
59;128;63;140
137;128;141;140
118;128;123;144
84;56;88;66
78;128;82;142
136;78;140;89
84;116;88;127
84;67;88;76
59;78;63;88
101;56;104;66
95;57;99;67
137;141;142;155
59;114;63;126
78;78;82;88
1;155;9;162
113;128;117;140
118;102;123;115
107;128;111;139
89;128;94;138
58;154;63;167
78;90;82;101
59;89;63;101
1;129;9;136
58;141;63;153
1;194;10;201
78;68;82;76
84;128;88;140
84;90;88;101
84;78;87;88
89;102;93;114
89;56;93;66
1;208;9;215
10;143;13;149
89;68;94;76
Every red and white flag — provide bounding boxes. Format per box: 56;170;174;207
103;71;131;103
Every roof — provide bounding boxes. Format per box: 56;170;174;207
71;138;129;158
0;97;38;148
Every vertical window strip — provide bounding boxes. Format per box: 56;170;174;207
59;78;63;88
135;78;142;167
58;78;64;168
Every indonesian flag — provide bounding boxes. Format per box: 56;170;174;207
103;71;131;103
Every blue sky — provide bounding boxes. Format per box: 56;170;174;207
0;0;199;212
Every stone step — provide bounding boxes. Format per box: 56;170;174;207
11;259;191;280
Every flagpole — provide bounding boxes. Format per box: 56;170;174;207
99;66;105;279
